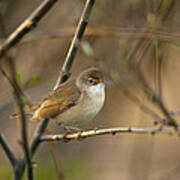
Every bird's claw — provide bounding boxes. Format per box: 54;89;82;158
76;130;84;141
62;133;70;143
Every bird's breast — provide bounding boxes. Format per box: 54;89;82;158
58;83;105;125
85;83;105;114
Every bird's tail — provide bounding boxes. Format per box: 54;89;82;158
10;104;40;120
10;111;34;120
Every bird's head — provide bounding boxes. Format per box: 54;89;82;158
76;67;107;94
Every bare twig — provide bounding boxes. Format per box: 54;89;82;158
0;14;20;177
0;2;60;177
54;0;96;89
125;0;178;128
0;65;33;108
0;1;60;173
119;86;162;122
30;2;97;178
136;51;178;128
13;159;25;180
30;0;96;157
0;0;95;179
30;118;49;156
120;85;180;125
40;126;174;142
0;133;18;167
42;0;96;178
8;58;33;180
0;14;33;179
153;41;163;99
0;0;58;59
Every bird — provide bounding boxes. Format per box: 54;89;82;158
30;67;107;127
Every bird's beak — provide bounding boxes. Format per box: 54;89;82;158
101;79;109;83
100;77;110;84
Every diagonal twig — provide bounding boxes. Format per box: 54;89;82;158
126;0;178;128
0;65;33;108
30;0;97;155
30;118;49;156
0;0;59;167
0;0;58;59
8;58;33;180
29;3;97;179
0;133;18;167
0;0;96;178
54;0;96;89
119;86;162;122
0;14;33;179
153;41;163;99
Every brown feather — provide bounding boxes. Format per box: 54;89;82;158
30;80;81;121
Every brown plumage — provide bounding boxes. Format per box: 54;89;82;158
30;67;106;124
30;80;81;121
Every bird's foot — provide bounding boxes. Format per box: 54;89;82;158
61;125;84;142
75;130;84;141
62;125;83;133
94;127;99;132
62;133;70;143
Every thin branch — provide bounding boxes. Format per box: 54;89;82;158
17;97;33;180
40;126;174;142
0;13;33;179
0;65;33;108
0;0;95;179
126;0;178;128
13;159;25;180
0;2;60;176
119;86;162;122
34;1;96;178
8;58;33;180
0;12;20;176
0;133;18;167
30;0;96;158
0;0;58;59
30;118;49;156
135;49;178;128
0;1;60;176
153;41;163;99
29;3;97;179
54;0;96;89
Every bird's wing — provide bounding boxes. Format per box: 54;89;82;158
30;80;81;120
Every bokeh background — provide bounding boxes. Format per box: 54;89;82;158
0;0;180;179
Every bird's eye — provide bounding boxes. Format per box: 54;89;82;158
88;78;94;84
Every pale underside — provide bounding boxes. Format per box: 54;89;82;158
31;81;105;126
57;83;105;126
